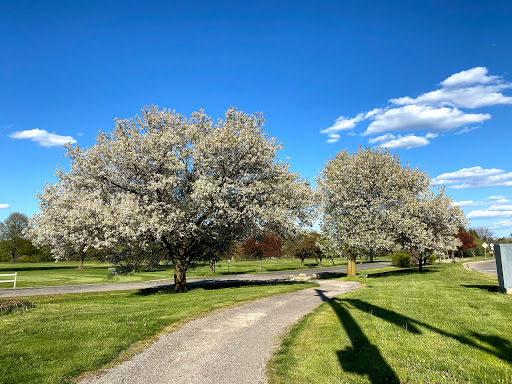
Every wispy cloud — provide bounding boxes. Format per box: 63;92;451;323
10;129;77;147
0;204;9;209
321;109;381;143
467;209;512;219
431;166;512;189
488;220;512;229
452;200;479;207
321;67;511;146
455;126;480;135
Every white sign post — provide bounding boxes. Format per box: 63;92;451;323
482;242;489;258
490;243;494;258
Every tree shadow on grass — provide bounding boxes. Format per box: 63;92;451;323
367;267;439;279
134;280;311;295
460;284;499;292
315;289;400;383
343;298;512;364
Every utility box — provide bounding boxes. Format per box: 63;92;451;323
495;244;512;294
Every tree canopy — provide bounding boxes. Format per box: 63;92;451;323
28;106;314;291
0;212;29;263
318;147;465;274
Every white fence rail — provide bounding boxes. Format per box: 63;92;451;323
0;272;17;289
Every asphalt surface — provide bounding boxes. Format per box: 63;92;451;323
79;279;361;384
0;261;391;298
464;260;498;276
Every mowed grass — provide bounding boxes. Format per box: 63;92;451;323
0;257;356;288
0;281;315;384
269;263;512;384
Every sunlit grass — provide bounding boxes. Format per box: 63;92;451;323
269;263;512;384
0;281;315;383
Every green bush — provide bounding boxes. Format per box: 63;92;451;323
427;254;438;264
391;252;410;268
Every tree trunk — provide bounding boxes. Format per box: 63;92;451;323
259;258;262;272
330;257;335;266
78;252;85;270
301;259;304;268
418;256;423;272
10;250;15;263
174;258;188;293
209;259;215;274
347;258;356;277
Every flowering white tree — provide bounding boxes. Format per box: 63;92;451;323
396;188;466;271
27;183;107;269
317;147;462;275
28;106;314;291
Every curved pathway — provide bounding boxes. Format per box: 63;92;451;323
80;279;361;384
464;260;497;276
0;261;391;298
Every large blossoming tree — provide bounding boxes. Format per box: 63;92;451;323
318;147;465;275
28;106;314;291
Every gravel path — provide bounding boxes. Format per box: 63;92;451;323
0;262;390;298
79;279;361;384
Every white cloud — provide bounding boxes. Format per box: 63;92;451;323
375;134;430;150
390;84;512;109
440;67;499;88
486;195;507;200
0;204;9;209
431;166;512;189
494;198;511;204
10;129;77;147
322;67;510;143
467;209;512;219
489;205;512;211
390;68;512;109
452;200;478;207
368;133;396;144
321;113;366;134
489;220;512;229
321;109;384;142
425;133;438;139
363;105;490;136
326;134;340;144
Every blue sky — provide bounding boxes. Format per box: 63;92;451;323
1;1;511;237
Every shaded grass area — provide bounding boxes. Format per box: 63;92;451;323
269;263;512;384
0;258;359;288
0;281;315;384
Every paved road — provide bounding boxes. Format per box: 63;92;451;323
0;261;391;298
79;279;361;384
465;260;498;276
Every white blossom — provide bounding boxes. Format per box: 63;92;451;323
27;106;314;290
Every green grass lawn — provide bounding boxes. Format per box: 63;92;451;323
0;281;315;384
0;257;357;288
269;263;512;384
